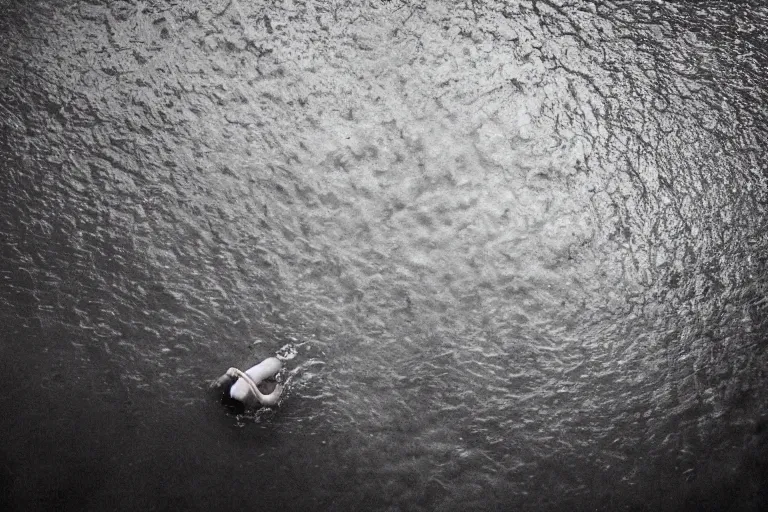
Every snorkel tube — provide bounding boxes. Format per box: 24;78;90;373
226;357;283;407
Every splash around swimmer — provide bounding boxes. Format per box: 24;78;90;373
212;356;284;410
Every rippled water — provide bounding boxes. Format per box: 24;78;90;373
1;0;767;510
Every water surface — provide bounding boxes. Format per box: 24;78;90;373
1;0;767;510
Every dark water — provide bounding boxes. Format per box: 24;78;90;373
1;0;767;510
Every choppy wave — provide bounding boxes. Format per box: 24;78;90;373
1;0;767;510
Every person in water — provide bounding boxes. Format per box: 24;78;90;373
212;356;284;411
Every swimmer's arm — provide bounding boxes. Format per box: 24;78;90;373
211;371;237;389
